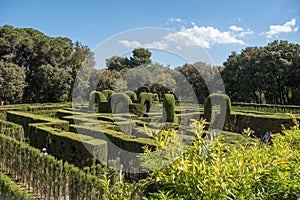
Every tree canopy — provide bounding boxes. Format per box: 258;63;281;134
0;25;299;105
222;40;300;104
0;25;93;103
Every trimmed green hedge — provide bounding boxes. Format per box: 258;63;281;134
0;172;35;200
232;102;300;113
109;93;132;114
125;91;138;102
129;103;145;117
0;102;71;120
6;111;69;137
204;94;231;129
89;91;107;111
136;86;150;96
228;112;300;137
29;123;108;167
137;92;155;115
0;134;114;199
71;124;157;154
5;111;109;167
103;89;114;100
163;94;175;122
0;119;25;141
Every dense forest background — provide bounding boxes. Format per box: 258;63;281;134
0;25;299;105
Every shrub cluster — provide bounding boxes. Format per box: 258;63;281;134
0;171;34;200
138;117;300;199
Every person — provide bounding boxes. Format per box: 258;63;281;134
261;131;273;145
40;148;48;156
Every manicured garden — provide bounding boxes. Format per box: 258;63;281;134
0;91;300;199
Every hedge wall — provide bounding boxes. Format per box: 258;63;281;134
0;119;25;141
0;102;71;120
163;94;175;122
124;91;138;102
204;94;231;130
29;123;108;167
5;111;108;167
6;111;69;137
89;91;107;111
0;172;34;200
102;89;114;100
136;86;150;96
0;134;114;199
71;124;157;156
228;112;300;137
109;93;132;114
232;102;300;114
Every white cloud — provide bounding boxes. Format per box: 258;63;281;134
240;28;254;37
229;25;254;37
264;18;297;38
144;41;168;49
229;25;244;32
165;25;245;48
118;40;168;49
169;18;183;22
118;40;141;48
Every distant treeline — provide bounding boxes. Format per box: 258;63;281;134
0;25;299;105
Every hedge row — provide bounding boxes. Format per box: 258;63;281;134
232;102;300;113
0;102;71;120
7;111;69;137
6;111;108;167
29;123;108;167
102;89;114;100
70;124;157;154
228;112;299;137
0;172;34;200
89;91;107;111
0;119;25;141
109;93;132;114
124;91;138;102
0;134;115;200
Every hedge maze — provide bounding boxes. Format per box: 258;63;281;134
1;91;300;199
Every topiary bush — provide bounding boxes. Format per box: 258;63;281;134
139;93;154;112
103;89;115;100
204;93;231;130
136;86;150;97
124;91;138;102
152;93;159;103
163;94;175;122
109;93;132;114
89;91;107;111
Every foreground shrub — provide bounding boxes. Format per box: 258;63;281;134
0;172;34;200
204;93;231;130
139;116;300;199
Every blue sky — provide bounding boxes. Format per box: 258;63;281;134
0;0;299;67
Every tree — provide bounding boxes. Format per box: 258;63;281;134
176;62;218;102
0;25;97;103
122;67;152;91
149;72;177;99
29;64;72;102
106;56;130;72
91;69;127;92
0;61;26;104
222;40;300;104
130;48;152;67
69;41;94;80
